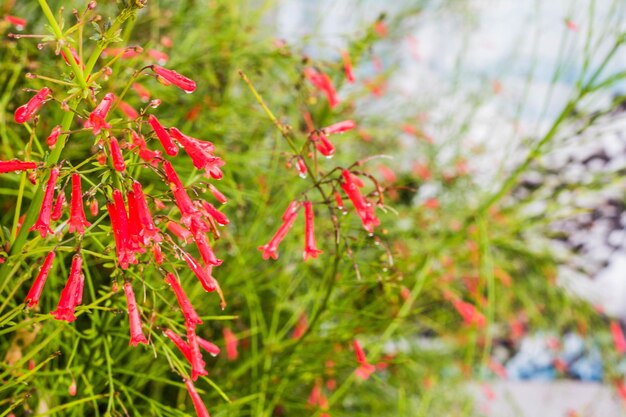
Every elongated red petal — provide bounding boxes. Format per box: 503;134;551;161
223;328;238;361
85;93;114;135
25;251;56;308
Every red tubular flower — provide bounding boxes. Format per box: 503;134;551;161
200;202;229;226
148;49;169;64
197;337;220;357
450;298;486;328
118;100;139;119
47;125;62;149
223;328;238;361
51;191;65;221
0;159;38;173
165;273;202;326
131;181;161;244
169;128;224;179
85;93;114;135
167;221;192;243
61;46;84;70
208;184;227;204
340;170;380;233
14;87;51;124
162;161;199;225
129;130;161;165
190;225;222;266
341;50;355;83
30;167;60;238
68;174;91;234
149;115;178;156
353;339;376;380
133;83;151;102
184;379;211;417
5;15;27;29
303;68;339;108
153;243;164;264
107;190;137;269
151;65;197;93
126;190;146;252
51;254;83;322
611;321;626;354
292;313;308;339
310;132;335;158
303;201;323;261
323;120;356;135
164;328;192;361
109;136;126;172
258;201;301;260
187;327;208;380
123;282;148;346
334;192;345;210
181;250;216;292
25;251;56;308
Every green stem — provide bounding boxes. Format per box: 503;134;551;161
37;0;88;89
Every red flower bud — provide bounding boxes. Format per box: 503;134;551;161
24;251;55;308
303;201;322;261
51;191;65;221
47;125;62;149
162;161;198;226
109;136;126;172
197;337;220;357
129;130;161;165
30;167;60;238
61;46;84;70
130;181;161;244
5;15;26;30
14;87;51;124
151;65;197;93
148;115;178;156
208;184;227;204
68;174;91;234
223;327;238;361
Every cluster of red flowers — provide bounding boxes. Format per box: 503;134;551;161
7;44;223;414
